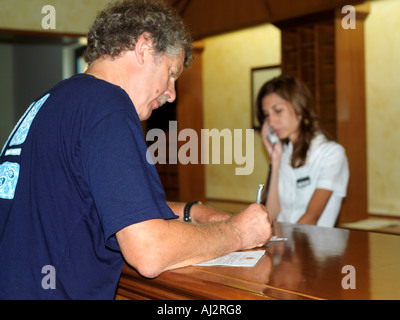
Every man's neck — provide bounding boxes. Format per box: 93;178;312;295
85;56;126;87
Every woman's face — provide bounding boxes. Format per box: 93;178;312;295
261;93;302;144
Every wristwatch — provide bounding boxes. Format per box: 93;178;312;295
183;201;202;223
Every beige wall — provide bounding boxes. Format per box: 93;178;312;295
0;0;112;34
365;0;400;216
202;24;281;202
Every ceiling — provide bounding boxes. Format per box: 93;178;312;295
167;0;365;39
0;0;366;44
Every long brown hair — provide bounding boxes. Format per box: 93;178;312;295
256;74;322;168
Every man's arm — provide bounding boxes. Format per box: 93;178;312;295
116;204;271;279
167;201;232;224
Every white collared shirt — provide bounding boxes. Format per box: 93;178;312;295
277;133;349;227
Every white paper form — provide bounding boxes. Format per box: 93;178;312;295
194;250;265;267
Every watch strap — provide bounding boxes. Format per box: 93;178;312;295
183;201;201;222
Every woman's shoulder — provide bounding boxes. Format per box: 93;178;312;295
309;133;347;159
313;132;343;148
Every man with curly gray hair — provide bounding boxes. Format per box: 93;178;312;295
84;0;193;121
84;0;193;68
0;0;271;300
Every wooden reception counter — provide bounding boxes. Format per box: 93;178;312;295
115;222;400;300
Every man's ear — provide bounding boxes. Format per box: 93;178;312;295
134;32;153;65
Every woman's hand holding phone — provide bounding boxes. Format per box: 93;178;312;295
261;122;283;166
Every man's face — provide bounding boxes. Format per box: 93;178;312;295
134;49;185;121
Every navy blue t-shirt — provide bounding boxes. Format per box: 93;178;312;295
0;74;177;300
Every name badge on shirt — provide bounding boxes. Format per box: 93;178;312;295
297;177;311;188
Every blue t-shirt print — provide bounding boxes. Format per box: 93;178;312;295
0;93;50;200
0;162;20;200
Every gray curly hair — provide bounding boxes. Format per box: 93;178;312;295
83;0;193;67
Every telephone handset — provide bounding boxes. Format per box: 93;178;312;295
267;127;279;145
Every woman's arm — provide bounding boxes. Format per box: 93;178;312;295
265;163;281;220
261;122;282;220
297;188;332;225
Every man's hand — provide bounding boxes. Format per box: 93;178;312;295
228;204;272;250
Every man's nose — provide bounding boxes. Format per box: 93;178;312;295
165;83;176;103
